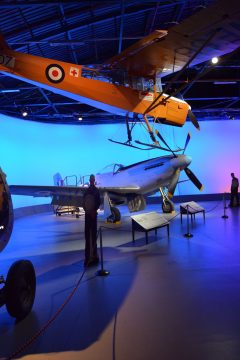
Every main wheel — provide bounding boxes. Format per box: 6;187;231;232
107;207;121;223
5;260;36;320
162;200;174;213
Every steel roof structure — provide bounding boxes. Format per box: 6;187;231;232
0;0;239;125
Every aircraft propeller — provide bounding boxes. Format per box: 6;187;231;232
182;132;191;154
188;109;200;130
176;92;200;131
155;129;177;158
180;132;203;190
155;130;203;194
184;167;203;191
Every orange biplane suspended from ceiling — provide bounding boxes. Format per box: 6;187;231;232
0;0;239;144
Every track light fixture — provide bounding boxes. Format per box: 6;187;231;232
73;112;83;121
21;108;28;117
211;57;219;64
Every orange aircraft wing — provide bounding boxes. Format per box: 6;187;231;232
106;0;240;78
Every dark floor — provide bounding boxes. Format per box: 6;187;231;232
1;201;240;360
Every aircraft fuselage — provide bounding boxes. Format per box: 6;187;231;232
0;48;190;126
96;154;192;196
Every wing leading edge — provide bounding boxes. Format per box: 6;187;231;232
9;184;141;198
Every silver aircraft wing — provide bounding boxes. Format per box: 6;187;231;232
9;184;141;199
10;185;86;197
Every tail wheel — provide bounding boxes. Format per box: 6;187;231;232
5;260;36;320
107;207;121;223
162;200;174;213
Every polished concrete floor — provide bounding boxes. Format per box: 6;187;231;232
1;201;240;360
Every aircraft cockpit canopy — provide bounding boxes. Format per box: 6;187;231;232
113;164;124;174
98;163;124;175
81;66;160;91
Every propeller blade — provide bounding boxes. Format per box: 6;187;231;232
168;169;180;198
183;132;191;154
184;168;203;191
155;130;176;157
188;110;200;130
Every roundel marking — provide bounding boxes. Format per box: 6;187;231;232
45;64;65;83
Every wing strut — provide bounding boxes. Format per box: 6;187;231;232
143;114;158;143
125;113;132;144
109;113;154;149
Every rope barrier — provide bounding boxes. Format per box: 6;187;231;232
5;268;87;360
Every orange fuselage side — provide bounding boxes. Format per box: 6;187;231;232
2;49;189;126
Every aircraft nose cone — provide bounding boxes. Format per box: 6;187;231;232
184;155;192;167
171;154;192;169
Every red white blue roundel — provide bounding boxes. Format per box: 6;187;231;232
45;64;65;83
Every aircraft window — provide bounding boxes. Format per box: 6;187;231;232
144;162;164;170
111;70;128;85
130;77;154;92
113;164;124;174
81;67;129;87
98;164;115;173
97;163;124;175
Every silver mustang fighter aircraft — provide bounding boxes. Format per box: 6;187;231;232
0;151;201;318
9;151;202;222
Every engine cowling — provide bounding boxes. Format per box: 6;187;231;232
0;168;13;252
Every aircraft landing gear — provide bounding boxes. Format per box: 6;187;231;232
0;260;36;320
103;192;121;223
5;260;36;320
159;187;175;213
107;206;121;223
0;168;36;320
162;199;174;213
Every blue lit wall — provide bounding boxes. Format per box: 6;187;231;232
0;114;239;208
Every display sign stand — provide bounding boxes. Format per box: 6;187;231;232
97;227;110;276
180;201;205;223
183;205;193;238
131;212;169;244
222;193;228;219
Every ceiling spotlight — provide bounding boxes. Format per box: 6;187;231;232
211;57;219;65
78;115;83;121
21;109;28;117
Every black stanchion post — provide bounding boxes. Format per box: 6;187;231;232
97;227;110;276
184;204;193;238
224;192;228;209
222;192;228;219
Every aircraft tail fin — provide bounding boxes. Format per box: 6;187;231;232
0;33;10;51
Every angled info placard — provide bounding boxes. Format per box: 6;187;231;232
180;201;204;213
131;211;169;230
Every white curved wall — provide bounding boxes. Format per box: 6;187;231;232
0;114;239;208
